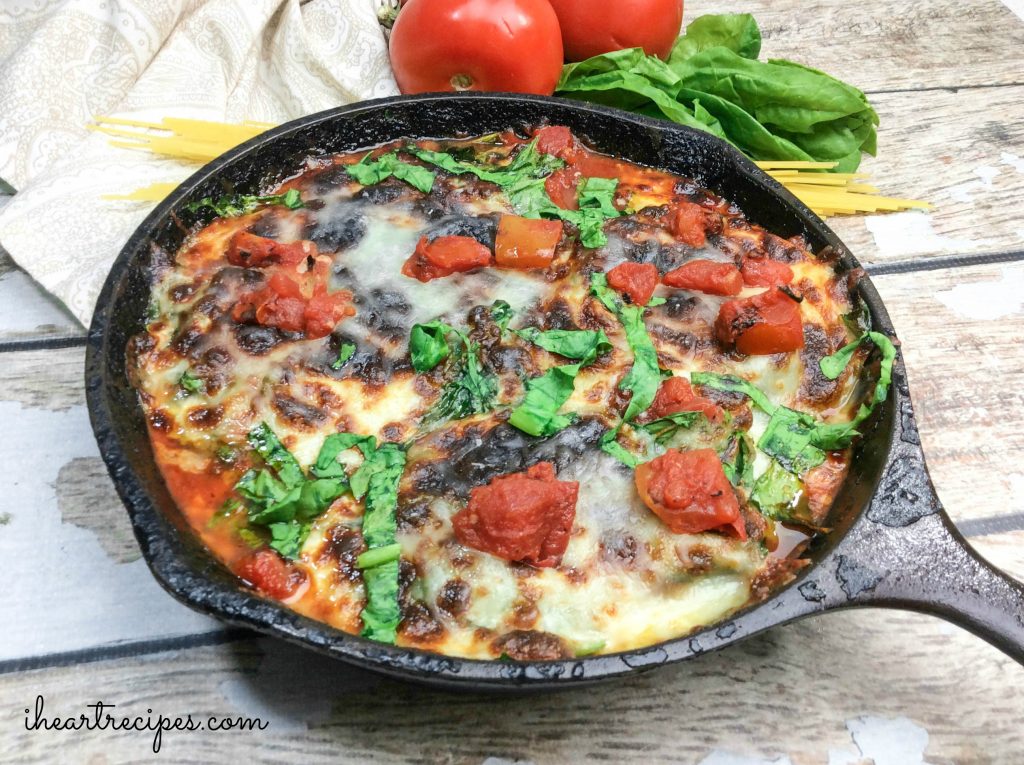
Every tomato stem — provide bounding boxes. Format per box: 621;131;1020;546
450;73;474;91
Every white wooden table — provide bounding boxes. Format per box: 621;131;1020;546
2;1;1024;761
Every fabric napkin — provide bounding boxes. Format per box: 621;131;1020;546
0;0;399;326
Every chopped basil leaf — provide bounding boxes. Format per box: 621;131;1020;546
647;296;667;307
360;560;401;643
330;342;356;370
509;328;611;437
178;370;205;395
408;139;620;247
267;521;310;559
750;460;804;520
247;422;305;488
819;336;863;380
591;273;666;422
600;429;641;468
641;410;702;444
186;188;303;217
356;542;402;569
347;151;436;194
721;431;755;488
690;372;776;414
312;432;375;479
409;320;456;372
757;406;827;474
491;300;514;331
238;527;265;549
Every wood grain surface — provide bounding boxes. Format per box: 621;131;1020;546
2;1;1024;761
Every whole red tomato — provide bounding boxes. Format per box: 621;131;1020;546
547;0;684;61
389;0;564;95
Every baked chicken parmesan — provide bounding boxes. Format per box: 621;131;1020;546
129;125;894;660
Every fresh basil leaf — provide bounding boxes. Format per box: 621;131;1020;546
641;410;702;444
409;321;456;372
267;521;311;560
312;433;376;479
600;429;641;468
669;12;763;61
247;423;305;488
491;300;514;331
514;327;611;363
750;460;803;520
356;542;402;569
690;371;776;414
186;189;303;217
421;327;498;426
577;176;620;216
720;431;755;488
647;296;667;307
819;336;864;380
509;366;579;437
178;370;205;395
330;343;356;370
757;406;827;474
360;559;401;643
347;151;436;194
591;273;665;422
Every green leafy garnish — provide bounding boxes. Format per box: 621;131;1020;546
347;151;436;194
491;300;514;332
408;140;621;247
360;561;401;643
356;542;402;570
599;429;641;468
178;370;205;395
757;406;827;474
186;188;303;217
555;13;878;172
640;410;702;444
591;273;666;422
267;521;311;559
330;343;356;370
720;431;755;488
750;460;804;520
508;328;611;437
690;372;774;413
409;321;498;426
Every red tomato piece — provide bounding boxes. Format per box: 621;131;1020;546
533;126;579;160
235;549;306;600
741;257;794;288
401;235;493;282
544;167;582;210
495;215;563;269
389;0;564;96
227;231;312;268
670;200;711;248
607;262;660;306
662;259;742;296
304;291;357;340
715;287;805;355
634;449;745;539
571;153;627;180
547;0;684;61
452;462;579;568
647;376;725;423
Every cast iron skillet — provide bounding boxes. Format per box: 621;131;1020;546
86;93;1024;690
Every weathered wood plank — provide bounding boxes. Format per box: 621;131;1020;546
827;85;1024;265
872;262;1024;522
0;248;83;342
707;0;1024;92
1;607;1022;763
0;254;1021;665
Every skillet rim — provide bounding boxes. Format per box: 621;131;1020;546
85;92;899;689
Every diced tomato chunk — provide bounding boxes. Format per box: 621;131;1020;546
227;231;312;268
741;257;794;288
303;291;357;339
452;462;579;568
607;262;660;306
544;167;582;210
670;200;712;247
715;287;804;355
647;376;725;423
401;235;492;282
634;448;745;538
495;215;563;269
235;549;306;600
571;154;626;180
533;125;579;160
662;259;742;296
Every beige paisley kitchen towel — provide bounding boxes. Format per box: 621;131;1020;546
0;0;399;325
